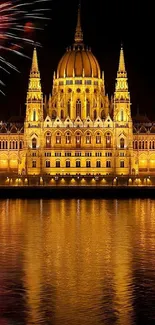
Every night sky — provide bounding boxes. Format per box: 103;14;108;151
0;0;155;121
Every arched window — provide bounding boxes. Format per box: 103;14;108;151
96;161;101;168
66;160;70;168
96;133;101;144
86;99;90;116
86;133;91;144
16;141;18;149
66;132;71;144
101;110;105;119
76;133;81;145
76;160;81;168
120;138;125;149
32;137;37;149
33;110;36;121
94;109;97;120
46;160;50;168
20;141;23;149
56;160;60;168
67;100;71;117
86;160;91;168
61;110;64;119
56;133;61;144
46;132;51;148
106;133;111;148
76;99;81;117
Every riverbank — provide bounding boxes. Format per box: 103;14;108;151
0;185;155;198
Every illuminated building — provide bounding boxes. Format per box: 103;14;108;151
0;4;155;181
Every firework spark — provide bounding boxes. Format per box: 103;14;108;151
0;0;51;94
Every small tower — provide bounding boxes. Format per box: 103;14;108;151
23;48;44;175
113;46;131;123
74;1;83;45
113;46;134;175
25;48;43;124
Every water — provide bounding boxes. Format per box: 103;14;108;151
0;199;155;325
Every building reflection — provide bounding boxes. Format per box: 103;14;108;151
0;199;155;324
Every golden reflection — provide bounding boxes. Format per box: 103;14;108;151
0;199;155;324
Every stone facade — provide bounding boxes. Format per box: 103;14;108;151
0;6;155;180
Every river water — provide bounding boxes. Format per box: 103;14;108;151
0;198;155;325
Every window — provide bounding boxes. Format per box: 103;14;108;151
120;109;124;121
32;137;37;149
86;99;90;116
65;152;71;157
105;152;112;157
45;152;51;157
120;160;124;168
66;133;71;144
52;110;56;119
76;133;81;144
67;100;71;117
95;152;102;157
106;133;111;148
46;133;51;148
46;160;50;168
61;110;64;119
66;160;70;168
85;152;92;157
86;133;91;144
86;160;91;168
76;160;81;168
55;152;61;157
96;161;101;168
120;138;125;149
56;160;60;168
120;152;125;157
56;133;61;144
75;80;82;85
76;99;81;117
101;110;105;119
85;80;91;85
66;80;73;85
33;110;36;121
106;160;111;168
32;152;37;157
75;152;81;157
96;133;101;144
32;160;36;168
94;110;97;120
19;141;23;149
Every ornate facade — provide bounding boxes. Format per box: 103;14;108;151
0;5;155;181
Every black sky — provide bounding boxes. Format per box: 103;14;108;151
0;0;155;120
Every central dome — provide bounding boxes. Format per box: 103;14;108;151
57;3;101;79
57;46;100;78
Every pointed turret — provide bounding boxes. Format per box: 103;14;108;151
26;47;43;123
115;45;128;93
113;45;131;122
118;46;126;74
74;2;83;44
28;47;41;93
30;47;40;77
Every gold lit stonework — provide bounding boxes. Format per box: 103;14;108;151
0;6;154;183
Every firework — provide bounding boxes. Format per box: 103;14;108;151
0;0;51;94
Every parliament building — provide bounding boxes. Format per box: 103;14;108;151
0;5;155;185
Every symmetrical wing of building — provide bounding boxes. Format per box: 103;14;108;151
0;5;155;178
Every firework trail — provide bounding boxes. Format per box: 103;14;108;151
0;0;50;94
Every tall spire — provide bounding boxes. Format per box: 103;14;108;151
28;47;41;93
30;47;39;77
117;45;127;78
74;1;83;44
